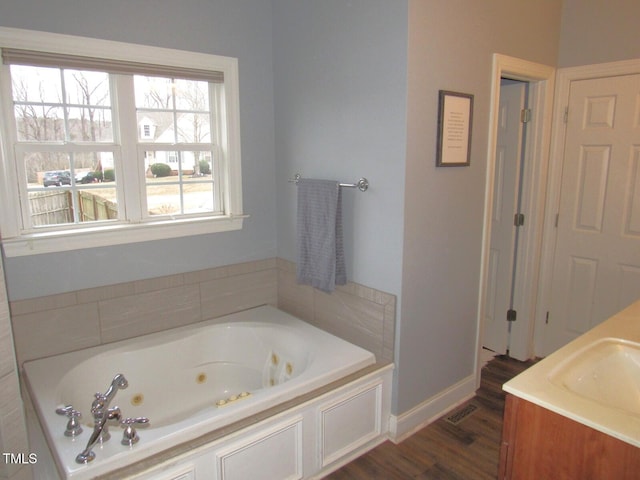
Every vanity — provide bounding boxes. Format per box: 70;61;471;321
499;300;640;479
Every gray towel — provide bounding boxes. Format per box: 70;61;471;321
296;178;346;293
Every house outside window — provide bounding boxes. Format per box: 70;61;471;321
0;28;244;256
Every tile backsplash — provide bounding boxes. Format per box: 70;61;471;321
9;258;395;367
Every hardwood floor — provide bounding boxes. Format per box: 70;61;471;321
324;355;535;480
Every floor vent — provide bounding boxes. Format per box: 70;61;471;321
445;403;479;425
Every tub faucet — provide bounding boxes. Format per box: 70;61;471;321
75;374;128;464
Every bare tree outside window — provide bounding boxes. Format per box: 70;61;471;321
10;65;118;226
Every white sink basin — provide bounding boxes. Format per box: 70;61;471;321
548;338;640;417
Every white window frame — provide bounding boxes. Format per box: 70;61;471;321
0;27;245;257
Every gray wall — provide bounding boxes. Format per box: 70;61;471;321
559;0;640;67
272;0;408;298
0;0;278;300
397;0;562;414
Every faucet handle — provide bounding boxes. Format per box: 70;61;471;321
55;405;83;437
120;417;149;446
55;404;75;415
121;416;149;425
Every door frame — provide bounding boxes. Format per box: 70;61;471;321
533;58;640;357
476;54;555;384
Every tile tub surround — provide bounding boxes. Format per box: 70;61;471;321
277;258;396;364
9;258;396;366
0;255;30;480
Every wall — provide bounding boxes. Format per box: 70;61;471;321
272;0;408;298
558;0;640;67
0;0;277;301
397;0;562;418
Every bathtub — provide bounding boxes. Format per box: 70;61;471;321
23;305;376;479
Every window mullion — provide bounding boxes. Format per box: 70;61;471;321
211;82;226;214
0;62;25;236
113;74;143;222
12;145;34;231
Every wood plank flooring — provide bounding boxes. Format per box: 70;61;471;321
324;355;535;480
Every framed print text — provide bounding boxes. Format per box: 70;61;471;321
436;90;474;167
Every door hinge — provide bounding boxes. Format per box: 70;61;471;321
564;106;569;123
545;311;550;324
507;309;517;322
521;108;532;123
554;213;559;228
514;213;525;227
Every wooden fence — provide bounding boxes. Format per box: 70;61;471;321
29;191;74;226
29;190;117;226
78;191;118;222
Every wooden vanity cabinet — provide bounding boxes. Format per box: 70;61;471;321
499;394;640;480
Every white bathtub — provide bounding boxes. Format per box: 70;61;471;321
23;305;376;479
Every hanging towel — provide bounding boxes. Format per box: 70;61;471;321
296;178;346;293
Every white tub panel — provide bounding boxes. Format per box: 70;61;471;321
319;381;383;467
215;416;303;480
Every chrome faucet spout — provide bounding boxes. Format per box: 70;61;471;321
75;374;128;464
76;407;121;463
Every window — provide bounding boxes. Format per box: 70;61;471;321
0;28;244;257
11;65;119;226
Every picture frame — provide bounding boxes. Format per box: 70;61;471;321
436;90;474;167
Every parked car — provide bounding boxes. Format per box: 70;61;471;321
43;171;71;187
75;171;100;184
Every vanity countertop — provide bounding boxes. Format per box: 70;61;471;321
503;299;640;448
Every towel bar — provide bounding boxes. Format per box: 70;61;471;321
289;173;369;192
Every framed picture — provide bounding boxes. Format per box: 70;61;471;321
436;90;474;167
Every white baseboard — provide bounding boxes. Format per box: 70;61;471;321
388;373;476;443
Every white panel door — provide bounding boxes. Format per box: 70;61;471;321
483;81;526;354
543;74;640;355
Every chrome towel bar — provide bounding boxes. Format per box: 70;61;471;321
289;173;369;192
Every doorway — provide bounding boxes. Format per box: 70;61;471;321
477;55;555;379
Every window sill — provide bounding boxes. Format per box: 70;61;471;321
1;214;248;257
